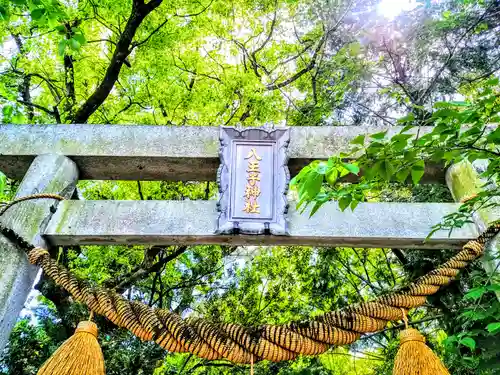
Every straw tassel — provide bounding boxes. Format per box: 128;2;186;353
393;311;450;375
37;321;105;375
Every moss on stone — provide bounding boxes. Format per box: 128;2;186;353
54;202;72;234
446;161;481;202
0;239;21;308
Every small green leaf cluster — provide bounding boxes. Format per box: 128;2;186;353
56;26;86;56
443;270;500;373
0;0;68;26
293;77;500;228
290;157;364;215
0;0;85;57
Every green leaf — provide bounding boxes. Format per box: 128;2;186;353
464;286;487;300
47;13;60;29
433;108;458;119
301;171;323;200
485;77;499;86
396;169;410;183
348;42;361;56
58;39;67;56
351;134;365;145
342;163;360;175
70;38;81;50
0;171;6;193
325;169;338;186
486;284;500;292
2;104;12;116
459;337;476;351
377;159;394;181
73;33;86;46
366;141;384;155
350;200;359;210
371;131;388;140
404;150;417;162
31;8;45;20
434;101;451;109
486;127;500;144
315;162;329;175
433;122;450;134
12;111;26;124
0;5;8;21
338;196;351;211
411;160;425;185
296;196;308;211
486;322;500;334
309;200;325;217
415;133;433;146
391;134;413;151
397;113;415;124
459;309;489;322
291;165;311;186
399;125;414;135
443;150;461;163
448;101;469;107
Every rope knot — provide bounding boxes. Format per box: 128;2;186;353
399;328;426;345
28;247;50;265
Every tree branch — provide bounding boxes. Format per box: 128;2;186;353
392;249;409;268
72;0;164;123
2;94;60;122
114;246;188;291
173;55;222;82
251;0;278;59
418;5;494;103
361;315;444;340
131;18;169;50
265;1;352;90
174;0;214;17
187;362;235;374
11;34;34;120
137;181;144;200
334;252;382;293
87;38;117;46
354;101;395;126
64;54;76;116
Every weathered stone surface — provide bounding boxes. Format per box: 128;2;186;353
44;200;476;249
0;124;441;181
0;154;78;351
446;160;500;299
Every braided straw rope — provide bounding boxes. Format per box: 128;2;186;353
2;194;499;363
24;223;499;363
0;194;65;216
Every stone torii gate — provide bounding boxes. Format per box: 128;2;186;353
0;124;498;351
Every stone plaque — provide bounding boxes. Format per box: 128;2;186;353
216;127;290;235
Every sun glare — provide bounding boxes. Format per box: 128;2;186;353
377;0;419;19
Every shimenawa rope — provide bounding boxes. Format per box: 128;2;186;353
1;194;499;363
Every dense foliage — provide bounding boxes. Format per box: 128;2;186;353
1;0;499;374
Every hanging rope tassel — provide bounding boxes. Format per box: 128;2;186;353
393;311;450;375
37;319;105;375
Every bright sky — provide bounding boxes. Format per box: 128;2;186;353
377;0;419;19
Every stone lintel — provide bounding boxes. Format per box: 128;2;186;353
44;200;476;249
0;124;442;182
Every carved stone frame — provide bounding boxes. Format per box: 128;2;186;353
216;127;290;235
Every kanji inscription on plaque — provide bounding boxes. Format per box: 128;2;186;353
216;127;290;235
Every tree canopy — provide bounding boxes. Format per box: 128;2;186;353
0;0;499;374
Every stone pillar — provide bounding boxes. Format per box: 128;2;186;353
0;155;78;351
446;160;500;298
